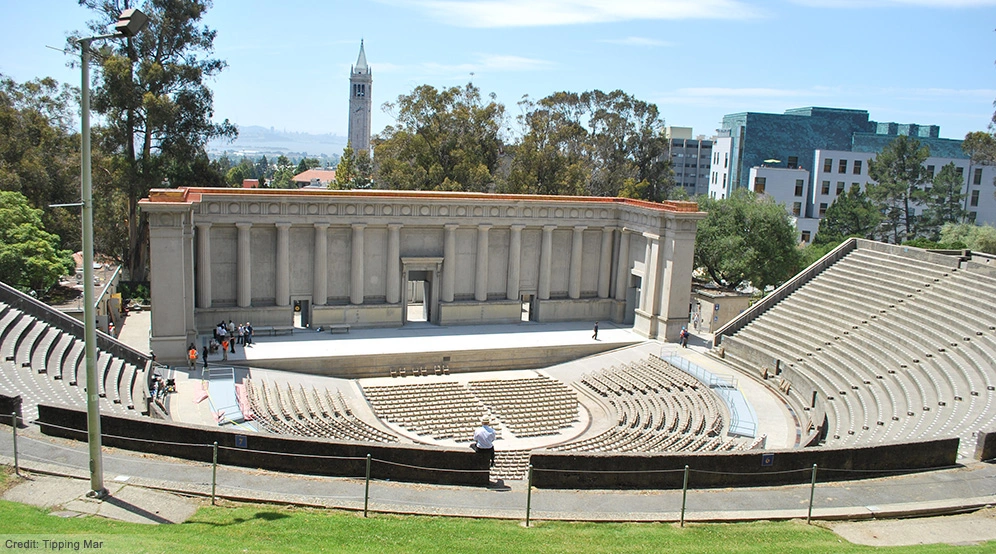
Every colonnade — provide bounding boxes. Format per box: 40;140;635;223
194;222;627;309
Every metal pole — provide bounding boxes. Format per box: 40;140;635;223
807;464;817;524
79;37;105;499
680;465;689;527
363;453;371;518
11;413;18;477
211;442;218;505
525;464;533;527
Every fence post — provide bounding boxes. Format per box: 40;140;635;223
211;441;218;505
11;413;18;477
525;464;534;527
364;453;371;518
680;465;689;527
807;464;817;524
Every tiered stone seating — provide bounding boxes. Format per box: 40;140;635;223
719;242;996;458
556;357;747;453
363;382;493;441
467;377;578;437
0;294;148;420
244;379;397;443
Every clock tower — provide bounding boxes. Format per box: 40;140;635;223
348;40;372;155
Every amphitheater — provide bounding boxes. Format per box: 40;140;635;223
3;237;996;517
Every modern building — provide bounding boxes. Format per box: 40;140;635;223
347;40;372;155
139;188;706;361
707;107;995;243
667;126;713;198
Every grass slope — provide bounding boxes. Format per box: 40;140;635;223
0;495;993;554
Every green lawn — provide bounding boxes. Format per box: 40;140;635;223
0;466;992;553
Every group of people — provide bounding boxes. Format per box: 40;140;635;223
207;320;254;362
150;373;175;401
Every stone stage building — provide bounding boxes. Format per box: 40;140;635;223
140;188;705;362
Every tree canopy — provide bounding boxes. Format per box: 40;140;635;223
375;83;505;192
71;0;236;280
867;135;930;243
917;162;968;240
940;222;996;255
694;189;803;292
0;191;75;293
814;185;882;246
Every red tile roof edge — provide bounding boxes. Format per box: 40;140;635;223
144;188;700;213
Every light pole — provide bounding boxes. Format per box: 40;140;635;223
76;7;148;499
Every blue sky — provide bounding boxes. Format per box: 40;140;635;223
2;0;995;143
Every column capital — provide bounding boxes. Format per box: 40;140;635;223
643;231;659;241
388;222;403;230
235;222;252;230
195;221;212;230
620;227;633;235
573;225;588;232
444;223;459;231
352;223;367;231
275;221;292;230
601;226;617;233
543;224;557;232
478;224;493;231
510;224;526;231
313;222;330;230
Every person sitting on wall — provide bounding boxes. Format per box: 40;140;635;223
472;417;496;468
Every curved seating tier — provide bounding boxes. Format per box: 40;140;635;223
720;243;996;458
245;379;397;443
555;357;750;453
467;376;578;437
0;297;148;422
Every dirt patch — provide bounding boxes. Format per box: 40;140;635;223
829;508;996;547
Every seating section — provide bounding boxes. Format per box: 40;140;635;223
245;379;397;443
363;382;495;441
0;299;148;421
555;356;751;453
467;377;578;437
720;244;996;459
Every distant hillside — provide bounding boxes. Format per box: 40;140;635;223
208;125;348;158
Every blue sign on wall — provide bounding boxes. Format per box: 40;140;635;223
235;434;247;448
761;453;774;467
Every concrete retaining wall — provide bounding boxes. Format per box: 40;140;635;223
36;404;488;486
530;438;959;489
248;342;634;378
0;392;21;426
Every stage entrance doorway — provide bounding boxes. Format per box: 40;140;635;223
292;299;310;329
401;257;443;326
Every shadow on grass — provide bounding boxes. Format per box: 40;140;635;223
187;510;292;527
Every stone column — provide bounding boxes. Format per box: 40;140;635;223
614;229;631;301
442;224;457;302
568;225;586;299
275;222;291;307
641;235;654;312
350;224;365;305
598;227;614;299
313;223;329;305
642;233;661;314
475;224;491;302
538;225;555;300
386;224;402;304
195;222;212;309
236;223;252;308
506;225;524;301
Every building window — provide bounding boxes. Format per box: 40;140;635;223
974;167;983;185
754;176;766;194
971;190;980;207
722;174;727;187
853;160;862;175
836;182;845;195
792;202;802;216
926;165;934;177
788;156;799;169
823;159;832;173
969;211;978;223
821;181;830;195
795;180;804;196
354;83;365;97
801;231;811;243
819;203;828;217
956;166;964;178
724;153;728;168
838;159;847;173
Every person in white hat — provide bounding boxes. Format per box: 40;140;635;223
473;417;496;467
